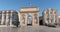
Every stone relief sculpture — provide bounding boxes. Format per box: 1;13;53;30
34;14;38;24
22;14;25;24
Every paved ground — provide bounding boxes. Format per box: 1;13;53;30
0;26;60;32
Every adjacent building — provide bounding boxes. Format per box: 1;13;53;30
0;10;18;27
43;8;58;26
57;16;60;27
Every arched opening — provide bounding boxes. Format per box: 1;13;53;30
27;14;32;26
39;19;43;25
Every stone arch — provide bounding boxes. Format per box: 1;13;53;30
20;7;39;26
27;13;32;26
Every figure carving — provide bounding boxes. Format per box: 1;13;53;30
34;14;38;24
22;14;25;24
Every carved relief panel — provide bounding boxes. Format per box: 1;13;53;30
34;14;38;24
21;14;25;24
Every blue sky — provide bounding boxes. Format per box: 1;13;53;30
0;0;60;16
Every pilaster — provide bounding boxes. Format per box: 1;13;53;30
10;11;12;26
1;12;4;25
6;12;8;26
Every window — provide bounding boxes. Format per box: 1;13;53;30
46;18;49;23
0;11;2;14
0;21;1;25
47;18;49;20
51;20;53;23
12;15;14;19
50;16;53;18
46;15;49;18
0;15;2;19
50;16;52;18
12;14;15;21
0;15;2;25
55;20;56;23
3;11;6;14
54;11;56;14
50;12;52;14
46;12;48;14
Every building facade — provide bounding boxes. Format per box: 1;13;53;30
43;8;58;26
57;16;60;26
0;10;18;27
19;7;39;26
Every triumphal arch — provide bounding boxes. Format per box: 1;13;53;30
20;7;39;26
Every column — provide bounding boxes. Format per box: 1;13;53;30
18;12;20;25
48;16;50;24
49;19;51;23
6;12;8;26
53;16;55;23
56;16;58;24
37;13;39;26
18;12;20;26
10;11;12;26
33;13;39;26
25;14;27;26
45;16;48;24
32;14;34;26
53;15;56;24
1;11;4;25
